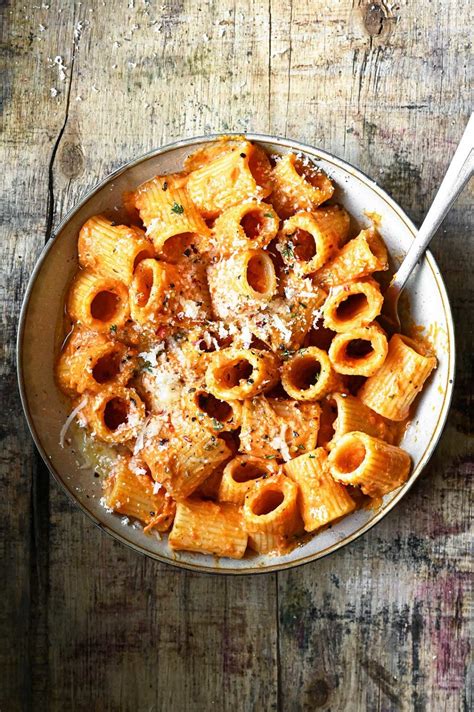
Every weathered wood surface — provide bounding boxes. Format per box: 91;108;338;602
1;0;472;710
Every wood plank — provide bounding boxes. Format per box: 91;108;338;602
0;0;79;707
4;1;279;710
274;0;472;710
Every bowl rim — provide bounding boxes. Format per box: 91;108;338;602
17;132;456;575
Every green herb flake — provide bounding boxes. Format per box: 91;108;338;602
109;324;117;334
171;202;184;214
140;359;153;373
212;418;224;431
264;212;273;218
282;243;295;260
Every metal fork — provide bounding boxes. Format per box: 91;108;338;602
381;113;473;332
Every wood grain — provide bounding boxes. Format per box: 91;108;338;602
1;0;471;710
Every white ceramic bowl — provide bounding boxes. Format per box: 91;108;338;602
17;134;455;573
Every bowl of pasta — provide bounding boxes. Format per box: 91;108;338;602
18;134;454;573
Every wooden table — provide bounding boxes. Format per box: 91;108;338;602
2;1;471;709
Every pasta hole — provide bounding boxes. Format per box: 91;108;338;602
161;233;194;262
345;339;373;359
103;397;129;431
290;356;321;390
196;392;232;422
291;228;316;261
252;488;285;515
232;462;267;483
246;254;272;294
216;359;253;388
133;249;152;271
240;211;265;239
334;440;366;473
336;293;369;321
134;264;154;306
92;351;122;384
90;290;120;322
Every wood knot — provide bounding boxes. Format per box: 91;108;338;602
362;2;387;36
304;678;330;708
59;140;84;179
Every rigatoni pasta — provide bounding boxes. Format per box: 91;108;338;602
104;458;176;532
78;215;154;283
314;227;388;287
322;279;383;332
57;137;436;560
327;431;411;497
169;499;248;558
243;473;301;553
284;448;355;531
328;323;388;376
358;334;437;420
67;271;130;333
211;200;279;256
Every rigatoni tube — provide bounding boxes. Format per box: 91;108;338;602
206;347;280;400
278;210;340;275
322;279;383;332
219;455;280;505
270;153;334;218
104;458;175;532
211;200;279;255
314;227;388;287
327;431;411;497
284;448;355;531
358;334;437;421
243;472;300;553
281;346;340;401
168;499;248;559
328;323;388;377
78;215;154;283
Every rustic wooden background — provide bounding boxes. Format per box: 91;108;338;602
1;0;472;710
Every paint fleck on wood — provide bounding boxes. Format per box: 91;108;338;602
1;0;471;710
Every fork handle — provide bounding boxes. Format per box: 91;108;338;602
390;113;474;295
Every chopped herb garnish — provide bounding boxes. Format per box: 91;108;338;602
162;181;168;191
247;378;254;384
282;242;295;260
264;454;276;459
279;346;294;360
296;444;306;451
264;212;273;218
211;418;224;430
109;324;117;334
308;454;316;459
171;202;184;214
140;359;153;372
